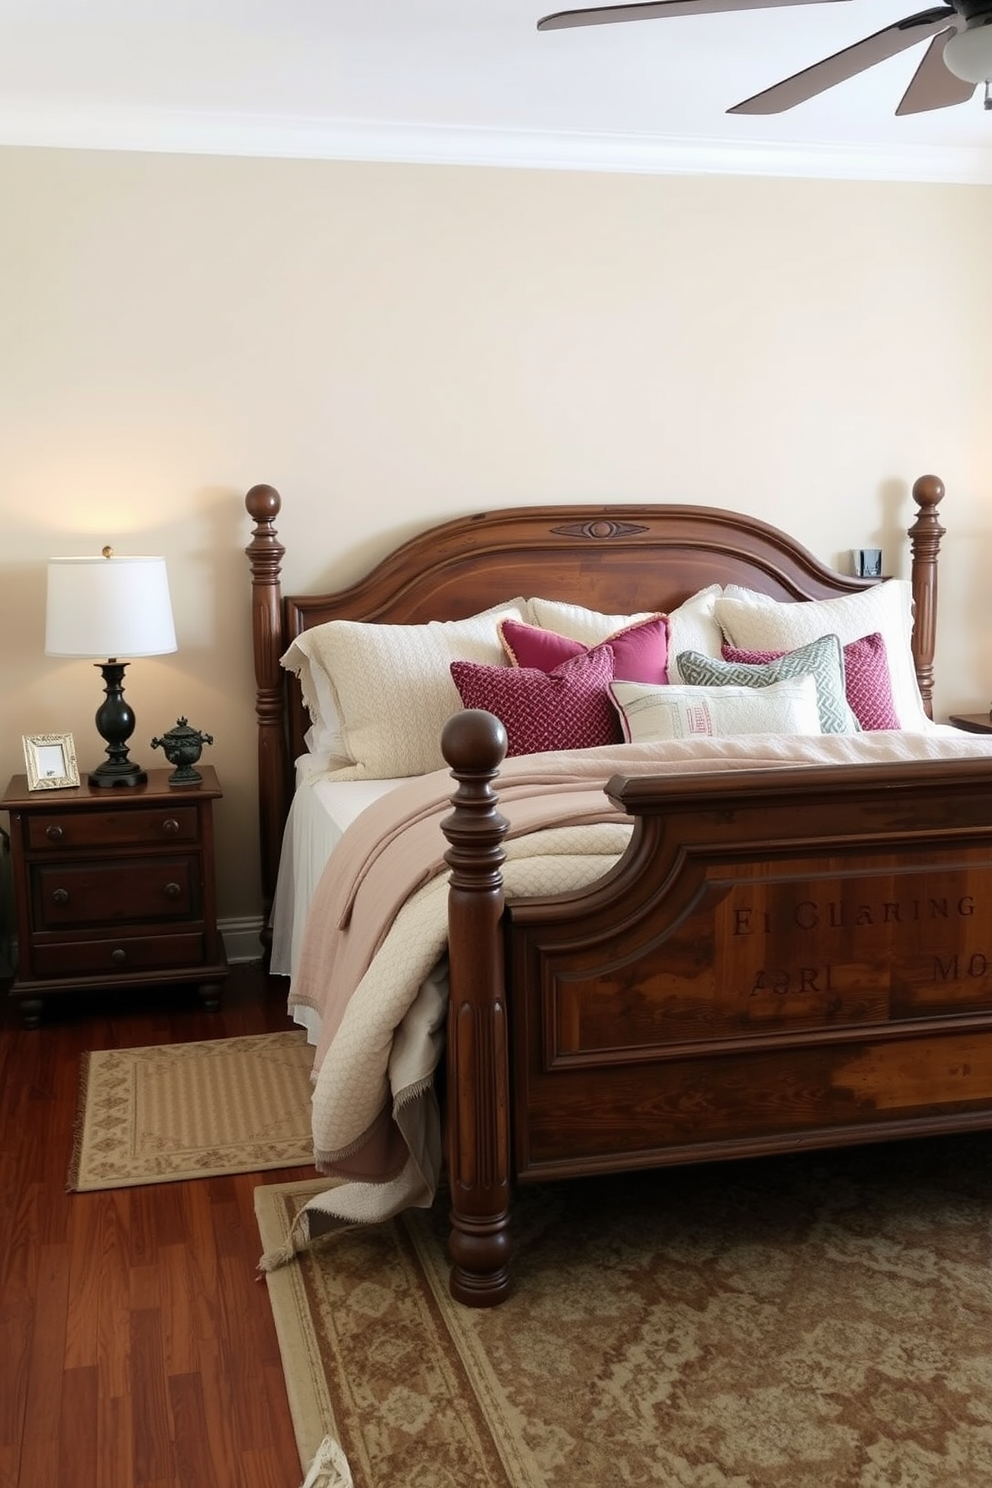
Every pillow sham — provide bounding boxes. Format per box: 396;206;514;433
713;581;928;730
722;631;899;732
281;599;529;779
529;586;724;683
611;675;822;744
499;614;669;684
450;648;620;756
676;634;859;735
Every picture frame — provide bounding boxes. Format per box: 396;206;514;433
22;732;80;791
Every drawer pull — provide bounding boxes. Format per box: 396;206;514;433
52;888;70;906
164;882;181;898
162;818;180;834
45;824;64;842
110;948;127;965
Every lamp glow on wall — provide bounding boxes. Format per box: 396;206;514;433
45;548;177;788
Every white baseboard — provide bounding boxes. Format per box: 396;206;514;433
221;916;266;964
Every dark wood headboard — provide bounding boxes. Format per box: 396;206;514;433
245;476;945;919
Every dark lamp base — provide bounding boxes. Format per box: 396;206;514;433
91;658;147;788
88;760;147;788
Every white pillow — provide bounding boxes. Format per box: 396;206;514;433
281;600;529;779
529;587;724;683
713;581;929;731
611;675;823;743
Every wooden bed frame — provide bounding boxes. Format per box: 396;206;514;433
245;475;992;1307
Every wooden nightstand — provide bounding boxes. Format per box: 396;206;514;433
948;713;992;735
2;766;227;1027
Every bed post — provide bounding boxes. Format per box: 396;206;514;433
908;473;945;720
245;485;288;937
440;709;513;1307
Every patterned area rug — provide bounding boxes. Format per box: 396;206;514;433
69;1030;316;1190
256;1136;992;1488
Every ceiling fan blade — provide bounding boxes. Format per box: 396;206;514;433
538;0;851;30
896;28;975;113
728;7;957;114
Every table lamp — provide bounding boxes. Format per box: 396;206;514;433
45;547;177;787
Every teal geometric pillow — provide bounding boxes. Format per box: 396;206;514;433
676;633;860;735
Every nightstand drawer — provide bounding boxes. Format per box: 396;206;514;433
33;858;196;928
32;932;206;979
26;805;200;852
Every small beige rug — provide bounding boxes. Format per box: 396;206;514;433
69;1030;315;1190
256;1137;992;1488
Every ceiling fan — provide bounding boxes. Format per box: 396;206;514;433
537;1;992;115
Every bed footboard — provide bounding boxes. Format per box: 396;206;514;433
442;713;992;1306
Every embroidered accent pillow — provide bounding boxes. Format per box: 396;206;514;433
499;614;669;684
676;634;859;735
281;600;529;778
723;631;899;732
713;581;928;730
450;648;620;756
611;675;822;743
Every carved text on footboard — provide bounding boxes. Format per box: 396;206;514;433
507;762;992;1180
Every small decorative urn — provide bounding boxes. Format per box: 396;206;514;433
150;718;214;785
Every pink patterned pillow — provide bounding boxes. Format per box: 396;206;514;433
499;614;669;685
722;632;899;731
450;647;620;756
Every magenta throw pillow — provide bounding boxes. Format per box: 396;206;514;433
450;647;620;756
499;614;669;685
722;632;899;731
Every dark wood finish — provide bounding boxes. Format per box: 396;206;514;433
247;473;959;1306
3;767;227;1027
440;711;513;1306
907;473;944;718
0;961;305;1488
949;713;992;735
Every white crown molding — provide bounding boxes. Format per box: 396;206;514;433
0;102;990;185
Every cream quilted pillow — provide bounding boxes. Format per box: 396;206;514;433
281;601;529;779
714;581;930;731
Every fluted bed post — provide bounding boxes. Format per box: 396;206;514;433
244;485;288;931
908;473;945;720
441;709;513;1306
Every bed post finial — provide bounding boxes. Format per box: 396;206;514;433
245;485;288;938
908;474;945;720
441;709;513;1307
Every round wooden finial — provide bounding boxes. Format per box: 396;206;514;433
245;484;282;522
912;474;945;511
442;709;508;774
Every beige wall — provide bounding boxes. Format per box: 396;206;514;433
2;145;990;924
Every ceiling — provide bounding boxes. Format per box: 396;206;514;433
1;0;990;184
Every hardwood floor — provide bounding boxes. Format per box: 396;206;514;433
0;962;309;1488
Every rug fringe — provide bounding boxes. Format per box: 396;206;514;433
258;1203;311;1272
65;1051;93;1191
300;1435;354;1488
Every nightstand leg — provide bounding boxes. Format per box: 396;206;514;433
18;997;43;1029
198;981;223;1011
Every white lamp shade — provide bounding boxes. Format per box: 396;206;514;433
943;24;992;84
45;554;177;659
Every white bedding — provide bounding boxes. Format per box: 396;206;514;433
268;757;405;990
